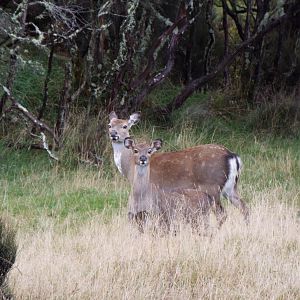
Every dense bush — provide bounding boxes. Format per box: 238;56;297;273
0;216;17;296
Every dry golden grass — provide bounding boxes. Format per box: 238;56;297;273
2;123;300;299
8;197;300;299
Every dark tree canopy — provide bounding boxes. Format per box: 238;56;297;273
0;0;299;160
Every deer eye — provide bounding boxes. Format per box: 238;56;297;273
123;125;128;129
134;149;138;154
147;149;152;154
108;124;111;128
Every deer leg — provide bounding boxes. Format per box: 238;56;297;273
189;202;210;235
158;213;171;234
135;211;148;233
228;188;250;224
214;200;227;228
201;210;210;232
200;198;211;231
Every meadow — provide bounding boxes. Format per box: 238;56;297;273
1;121;300;299
0;4;299;297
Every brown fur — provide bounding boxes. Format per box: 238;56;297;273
108;112;249;222
125;139;227;232
148;145;231;191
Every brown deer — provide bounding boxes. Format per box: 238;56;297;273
124;138;223;232
108;111;249;223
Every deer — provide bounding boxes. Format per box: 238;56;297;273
108;111;249;223
124;138;224;232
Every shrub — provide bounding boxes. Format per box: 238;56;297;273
57;109;110;168
0;215;17;296
246;88;300;136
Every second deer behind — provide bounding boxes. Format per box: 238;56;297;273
124;137;226;233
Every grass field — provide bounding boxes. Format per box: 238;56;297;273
1;122;300;299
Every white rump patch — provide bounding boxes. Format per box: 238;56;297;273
237;156;243;175
221;156;241;198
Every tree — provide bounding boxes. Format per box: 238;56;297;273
0;0;299;159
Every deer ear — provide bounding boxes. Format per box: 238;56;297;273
128;112;141;128
151;139;163;152
124;137;135;149
109;111;118;120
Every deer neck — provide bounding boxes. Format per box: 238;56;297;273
133;164;150;192
112;142;132;178
129;164;153;214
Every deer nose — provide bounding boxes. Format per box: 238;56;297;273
139;155;148;165
110;130;119;140
140;155;147;161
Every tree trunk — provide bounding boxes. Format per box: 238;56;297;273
55;62;72;139
204;0;215;76
183;22;195;84
37;44;54;120
0;48;18;114
0;0;28;114
273;25;283;75
222;0;229;86
159;11;293;113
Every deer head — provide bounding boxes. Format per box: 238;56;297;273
124;137;163;167
108;111;140;143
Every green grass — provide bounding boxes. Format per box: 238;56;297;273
147;81;209;107
1;91;299;298
0;143;127;226
1;119;299;228
0;48;299;225
0;41;299;300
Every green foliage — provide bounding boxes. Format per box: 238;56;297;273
172;87;300;137
244;91;300;136
0;48;64;120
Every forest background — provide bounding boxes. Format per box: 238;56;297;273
0;0;299;298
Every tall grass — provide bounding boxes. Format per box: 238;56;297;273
8;202;300;299
1;45;299;298
1;119;299;298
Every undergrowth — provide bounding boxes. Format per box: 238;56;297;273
0;29;299;300
1;118;299;227
0;215;17;298
1;114;299;299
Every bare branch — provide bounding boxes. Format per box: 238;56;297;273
160;5;299;113
131;1;190;108
129;14;188;91
31;132;58;161
222;0;245;40
141;2;173;26
2;86;59;144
